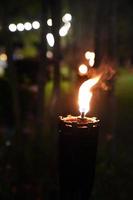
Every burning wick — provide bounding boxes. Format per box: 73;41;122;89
81;112;85;119
78;75;101;119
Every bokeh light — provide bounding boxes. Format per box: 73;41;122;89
17;23;24;32
47;19;52;26
0;53;7;62
8;24;17;32
24;22;32;31
59;22;71;37
85;51;95;67
78;64;88;75
46;33;55;47
46;51;53;59
59;26;68;37
32;21;40;29
62;13;72;23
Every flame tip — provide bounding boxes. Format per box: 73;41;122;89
78;75;101;115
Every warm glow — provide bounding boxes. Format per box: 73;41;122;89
0;53;7;61
78;75;101;115
85;51;95;67
78;64;88;75
46;50;53;59
89;58;95;67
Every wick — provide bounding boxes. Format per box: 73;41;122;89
81;112;85;119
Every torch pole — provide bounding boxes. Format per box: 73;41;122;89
58;116;100;200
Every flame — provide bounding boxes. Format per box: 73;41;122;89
78;75;101;115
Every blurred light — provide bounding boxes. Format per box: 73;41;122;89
9;20;41;32
78;64;88;75
59;26;68;37
85;51;95;67
65;22;71;29
89;58;95;67
0;53;7;69
5;140;11;146
0;67;5;77
46;33;55;47
13;49;24;60
8;24;17;32
85;51;91;60
0;53;7;62
24;22;32;31
46;51;53;59
85;51;95;60
59;22;71;37
62;13;72;23
17;23;24;31
47;18;52;26
32;21;40;29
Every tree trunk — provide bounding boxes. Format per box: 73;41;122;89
94;0;118;68
50;0;61;95
36;0;48;135
3;20;21;136
49;0;62;117
94;0;104;68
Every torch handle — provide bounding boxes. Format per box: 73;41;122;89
58;121;99;200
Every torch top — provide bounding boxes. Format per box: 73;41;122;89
59;115;100;128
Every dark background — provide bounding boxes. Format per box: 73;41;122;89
0;0;133;199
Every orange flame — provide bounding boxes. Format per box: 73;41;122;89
78;75;101;115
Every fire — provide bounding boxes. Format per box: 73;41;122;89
78;75;101;116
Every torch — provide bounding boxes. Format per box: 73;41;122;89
58;76;101;200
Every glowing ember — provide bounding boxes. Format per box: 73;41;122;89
78;75;101;116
